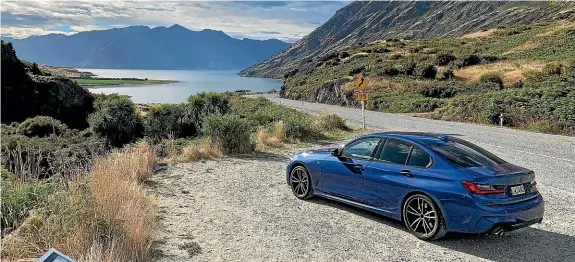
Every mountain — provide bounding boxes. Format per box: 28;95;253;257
239;1;572;78
1;25;290;70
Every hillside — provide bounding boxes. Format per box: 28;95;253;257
2;25;290;70
239;1;573;78
278;17;575;135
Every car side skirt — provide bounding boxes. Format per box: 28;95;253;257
314;190;401;221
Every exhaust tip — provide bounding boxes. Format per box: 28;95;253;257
491;226;506;236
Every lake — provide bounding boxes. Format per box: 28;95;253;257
84;69;283;103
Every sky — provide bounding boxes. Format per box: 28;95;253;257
0;1;351;42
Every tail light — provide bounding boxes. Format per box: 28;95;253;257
530;181;538;192
461;181;505;194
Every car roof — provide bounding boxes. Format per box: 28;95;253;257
369;132;454;145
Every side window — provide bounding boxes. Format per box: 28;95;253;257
378;139;411;165
407;146;431;168
341;137;381;159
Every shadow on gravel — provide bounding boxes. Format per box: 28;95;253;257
307;197;405;231
309;197;575;262
234;151;290;162
434;229;575;262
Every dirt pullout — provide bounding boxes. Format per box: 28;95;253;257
149;143;575;262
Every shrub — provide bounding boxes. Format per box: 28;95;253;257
312;114;350;131
543;63;563;76
415;64;437;79
376;65;400;77
282;114;316;140
0;170;52;232
348;66;365;76
1;132;105;179
17;116;68;138
143;103;197;144
457;54;482;68
339;51;350;58
202;114;255;154
283;69;299;79
398;60;416;75
187;92;230;131
479;73;504;90
420;85;457;99
436;52;456;66
89;94;143;147
438;68;455;81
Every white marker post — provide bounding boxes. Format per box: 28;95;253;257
361;100;366;130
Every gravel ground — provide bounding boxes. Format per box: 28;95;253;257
150;95;575;261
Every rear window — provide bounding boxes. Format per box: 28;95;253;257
429;139;506;168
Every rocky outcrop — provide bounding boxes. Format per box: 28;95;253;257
1;41;94;129
240;1;571;78
282;78;359;107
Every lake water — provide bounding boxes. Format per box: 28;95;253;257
84;69;283;103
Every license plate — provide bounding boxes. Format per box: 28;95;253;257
510;185;526;195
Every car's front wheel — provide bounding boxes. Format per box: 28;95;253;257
290;165;314;200
403;194;447;240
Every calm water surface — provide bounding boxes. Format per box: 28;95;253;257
84;69;282;103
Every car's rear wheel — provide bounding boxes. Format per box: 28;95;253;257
290;165;313;200
403;194;447;240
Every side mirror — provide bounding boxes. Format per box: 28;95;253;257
332;147;342;157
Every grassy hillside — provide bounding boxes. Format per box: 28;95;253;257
282;20;575;135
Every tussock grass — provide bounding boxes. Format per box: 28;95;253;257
312;114;351;132
257;121;287;148
1;143;157;261
182;139;223;161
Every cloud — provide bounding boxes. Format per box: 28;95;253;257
0;1;349;41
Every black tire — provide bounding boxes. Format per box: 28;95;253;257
290;165;314;200
402;194;447;240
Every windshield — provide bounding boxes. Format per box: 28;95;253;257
430;139;506;168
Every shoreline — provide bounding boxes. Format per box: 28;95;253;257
82;80;179;88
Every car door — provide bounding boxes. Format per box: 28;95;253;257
321;137;382;202
364;139;432;213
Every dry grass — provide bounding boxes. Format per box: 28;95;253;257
536;20;575;37
502;41;540;55
454;61;545;85
1;143;158;262
256;121;287;148
182;139;223;161
459;28;499;39
312;114;350;132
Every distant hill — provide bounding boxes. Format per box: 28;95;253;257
1;24;290;70
239;1;572;78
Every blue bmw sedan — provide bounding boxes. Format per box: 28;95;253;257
286;132;544;240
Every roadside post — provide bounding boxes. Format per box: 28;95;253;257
354;74;369;130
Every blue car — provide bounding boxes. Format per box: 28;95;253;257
286;132;544;240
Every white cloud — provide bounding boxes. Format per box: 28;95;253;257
1;1;348;41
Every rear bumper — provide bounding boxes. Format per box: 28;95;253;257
442;194;545;234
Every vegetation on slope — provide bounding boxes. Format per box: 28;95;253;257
281;20;575;135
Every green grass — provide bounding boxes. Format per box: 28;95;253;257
74;78;176;86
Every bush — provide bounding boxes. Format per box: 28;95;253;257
438;68;455;81
282;114;316;140
415;64;437;79
312;114;350;131
1;131;105;179
202;114;255;154
89;94;143;147
348;66;365;76
17;116;68;138
0;170;52;232
436;52;456;66
457;54;482;68
479;73;504;90
187;92;230;131
420;85;457;99
143;103;197;144
543;63;563;76
398;60;417;75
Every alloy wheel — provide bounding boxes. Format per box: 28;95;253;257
290;166;309;198
404;196;439;238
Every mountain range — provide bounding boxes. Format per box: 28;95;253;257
1;24;290;70
239;1;571;78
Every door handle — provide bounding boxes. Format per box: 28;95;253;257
352;164;364;171
400;169;414;177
